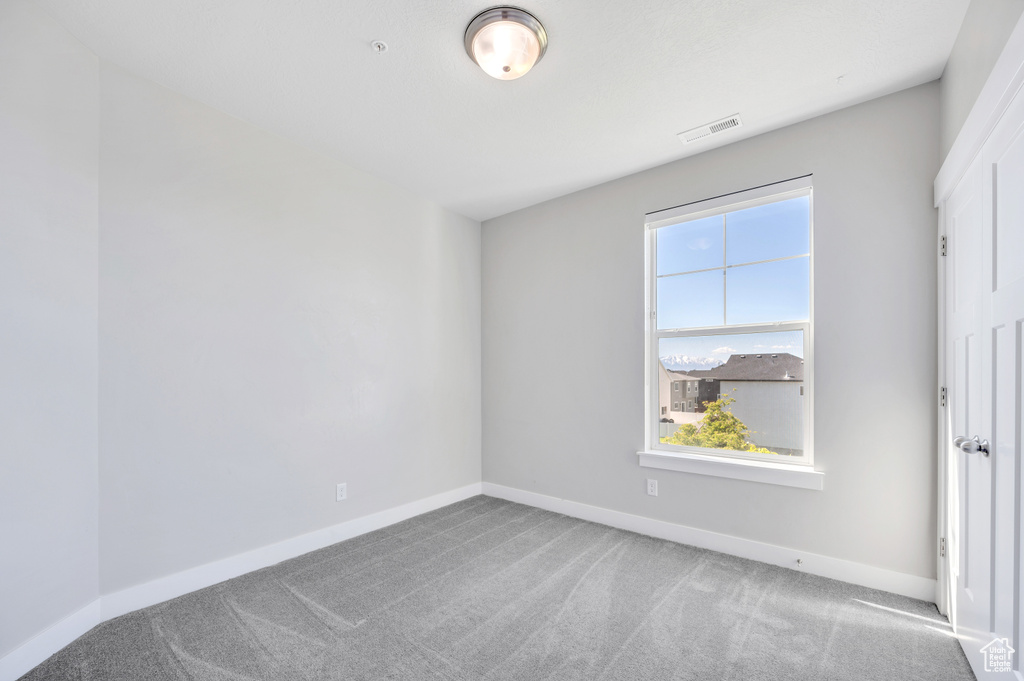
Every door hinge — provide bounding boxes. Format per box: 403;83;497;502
939;537;946;558
940;234;947;256
940;386;946;408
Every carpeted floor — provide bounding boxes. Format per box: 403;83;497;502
21;496;975;680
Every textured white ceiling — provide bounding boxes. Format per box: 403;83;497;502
35;0;969;221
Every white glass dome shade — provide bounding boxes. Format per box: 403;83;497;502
465;7;548;80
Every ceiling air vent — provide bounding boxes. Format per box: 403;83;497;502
678;114;742;144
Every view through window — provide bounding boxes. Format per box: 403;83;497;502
648;178;812;462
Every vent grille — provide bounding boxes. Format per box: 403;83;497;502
678;114;742;144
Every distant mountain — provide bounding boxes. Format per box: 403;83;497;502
660;355;723;372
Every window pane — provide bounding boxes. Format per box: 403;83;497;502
726;195;809;266
656;215;723;275
657;332;804;457
726;257;809;325
657;270;724;329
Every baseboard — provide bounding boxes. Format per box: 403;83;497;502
3;480;934;681
102;482;484;620
482;482;937;602
0;600;101;681
0;483;482;681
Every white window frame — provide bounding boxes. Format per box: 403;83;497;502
639;176;822;490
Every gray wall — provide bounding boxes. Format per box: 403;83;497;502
482;83;940;579
14;0;1014;659
97;64;481;594
0;1;100;657
940;0;1024;159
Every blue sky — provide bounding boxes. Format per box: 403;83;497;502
656;195;809;330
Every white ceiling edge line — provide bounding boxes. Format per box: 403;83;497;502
31;0;970;223
31;4;483;224
91;57;478;223
934;11;1024;203
482;72;944;223
34;0;953;225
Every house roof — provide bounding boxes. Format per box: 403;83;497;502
658;361;700;382
689;353;804;382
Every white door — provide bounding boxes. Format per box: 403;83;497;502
945;154;994;674
943;80;1024;680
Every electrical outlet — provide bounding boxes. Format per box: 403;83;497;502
336;483;347;501
646;479;658;496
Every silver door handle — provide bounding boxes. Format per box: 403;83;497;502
954;435;990;456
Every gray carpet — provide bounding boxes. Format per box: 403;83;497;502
21;496;974;680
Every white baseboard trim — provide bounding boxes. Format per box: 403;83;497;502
1;483;483;681
482;482;937;602
4;480;935;680
0;600;101;681
102;482;483;620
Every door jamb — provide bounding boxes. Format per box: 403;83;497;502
935;202;950;617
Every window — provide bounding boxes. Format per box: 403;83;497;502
645;176;812;466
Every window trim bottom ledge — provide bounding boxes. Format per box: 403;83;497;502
638;450;824;490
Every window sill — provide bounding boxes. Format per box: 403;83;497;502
637;450;824;490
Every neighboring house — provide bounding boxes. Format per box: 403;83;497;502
689;353;805;455
657;362;703;437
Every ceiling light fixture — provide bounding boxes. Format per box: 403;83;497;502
464;7;547;80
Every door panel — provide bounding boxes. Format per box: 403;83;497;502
944;77;1024;680
947;159;993;659
954;178;981;313
995;127;1024;291
990;321;1019;649
987;103;1024;676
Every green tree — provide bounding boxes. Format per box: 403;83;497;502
661;395;776;455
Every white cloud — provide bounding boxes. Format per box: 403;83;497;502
711;346;736;354
688;237;712;250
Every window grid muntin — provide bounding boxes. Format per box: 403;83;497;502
646;177;813;466
654;197;810;329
